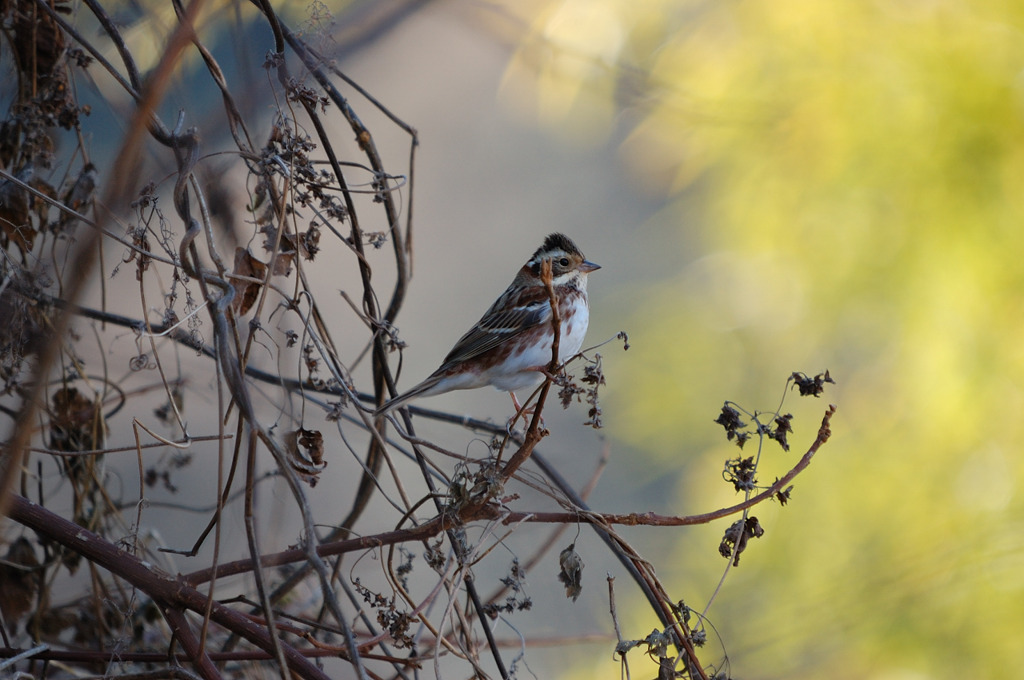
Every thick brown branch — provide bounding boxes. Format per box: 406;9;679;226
5;494;334;680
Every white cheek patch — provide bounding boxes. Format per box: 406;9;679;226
550;271;575;286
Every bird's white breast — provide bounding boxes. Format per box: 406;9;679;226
489;291;590;392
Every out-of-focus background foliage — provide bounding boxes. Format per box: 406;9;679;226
22;0;1020;677
402;1;1024;677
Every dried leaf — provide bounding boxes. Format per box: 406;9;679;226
300;224;320;260
231;247;267;316
723;456;757;493
49;387;106;559
284;428;327;486
275;228;317;265
0;537;40;631
719;516;764;566
9;0;67;80
790;370;836;397
50;386;105;453
642;628;671;658
271;249;295;276
297;428;324;465
714;404;745;436
0;168;33;252
557;543;584;602
770;413;794;451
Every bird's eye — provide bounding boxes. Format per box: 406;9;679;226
559;257;570;267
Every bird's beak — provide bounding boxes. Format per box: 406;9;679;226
579;259;601;273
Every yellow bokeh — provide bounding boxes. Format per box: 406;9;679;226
495;0;1024;677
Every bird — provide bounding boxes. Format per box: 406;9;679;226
375;233;600;417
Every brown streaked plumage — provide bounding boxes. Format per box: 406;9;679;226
375;233;599;416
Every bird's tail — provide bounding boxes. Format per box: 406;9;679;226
374;375;443;417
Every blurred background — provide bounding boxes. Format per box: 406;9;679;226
331;2;1024;678
32;0;1024;677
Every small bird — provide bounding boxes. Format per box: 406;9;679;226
376;233;600;416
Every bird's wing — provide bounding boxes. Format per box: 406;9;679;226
438;284;552;368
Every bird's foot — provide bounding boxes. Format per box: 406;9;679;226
507;391;544;433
